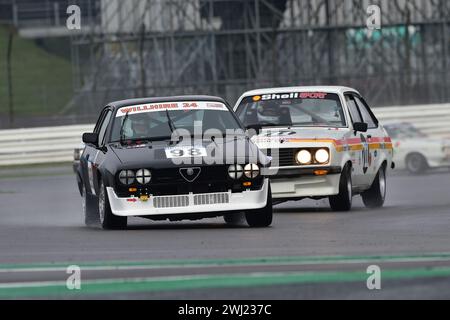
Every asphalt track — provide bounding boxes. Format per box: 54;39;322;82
1;165;450;299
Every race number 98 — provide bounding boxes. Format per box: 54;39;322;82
165;146;207;158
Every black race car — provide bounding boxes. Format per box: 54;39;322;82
76;96;272;229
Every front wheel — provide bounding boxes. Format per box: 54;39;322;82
329;164;353;212
245;184;273;228
82;183;99;227
361;164;387;208
98;181;127;230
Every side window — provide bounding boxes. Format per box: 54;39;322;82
345;94;362;124
353;96;377;128
98;110;112;146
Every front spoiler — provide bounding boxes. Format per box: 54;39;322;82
265;166;342;179
106;179;269;217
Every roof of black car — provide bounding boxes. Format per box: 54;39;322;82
108;95;228;109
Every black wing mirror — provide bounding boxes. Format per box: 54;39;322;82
353;122;368;133
82;132;99;147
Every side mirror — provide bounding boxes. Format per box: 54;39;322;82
82;132;99;147
353;122;368;133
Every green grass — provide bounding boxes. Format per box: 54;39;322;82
0;27;73;116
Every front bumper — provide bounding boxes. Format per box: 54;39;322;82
107;178;269;217
265;166;341;199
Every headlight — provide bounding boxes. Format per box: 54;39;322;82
119;170;135;185
244;163;260;178
315;149;330;164
136;169;152;184
228;164;244;179
296;150;312;165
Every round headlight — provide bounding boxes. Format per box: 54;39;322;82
244;163;260;178
228;164;243;179
136;169;152;184
296;150;312;165
119;170;135;185
315;149;330;164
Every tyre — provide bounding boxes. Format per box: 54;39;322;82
245;184;273;228
329;164;353;212
82;183;99;227
405;153;428;174
223;212;244;226
98;180;127;230
362;164;387;208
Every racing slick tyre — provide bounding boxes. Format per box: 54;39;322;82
362;164;387;208
82;184;99;227
98;181;127;230
405;153;428;174
223;213;245;226
329;164;353;212
245;185;273;228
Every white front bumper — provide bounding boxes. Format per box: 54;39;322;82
106;179;269;217
270;174;340;199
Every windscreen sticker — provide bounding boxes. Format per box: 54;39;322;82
252;92;328;101
116;101;228;117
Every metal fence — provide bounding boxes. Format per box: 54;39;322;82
70;0;450;119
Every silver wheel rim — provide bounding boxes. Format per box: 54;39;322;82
379;167;386;200
81;186;87;214
99;184;105;223
347;174;352;203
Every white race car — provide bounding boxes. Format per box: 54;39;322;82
383;121;450;174
234;86;394;211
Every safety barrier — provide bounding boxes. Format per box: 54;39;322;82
0;124;93;166
0;103;449;166
373;104;450;138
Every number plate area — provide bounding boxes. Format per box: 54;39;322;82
165;146;207;158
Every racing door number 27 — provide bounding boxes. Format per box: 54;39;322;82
165;146;207;158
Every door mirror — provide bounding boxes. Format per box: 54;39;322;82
353;122;368;133
82;132;99;147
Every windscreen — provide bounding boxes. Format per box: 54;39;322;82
110;101;242;142
236;92;347;128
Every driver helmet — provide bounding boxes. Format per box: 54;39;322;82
131;117;150;138
256;100;281;123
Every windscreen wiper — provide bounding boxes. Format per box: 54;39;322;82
126;136;173;143
165;109;177;134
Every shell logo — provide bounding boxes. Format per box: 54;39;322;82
252;95;262;102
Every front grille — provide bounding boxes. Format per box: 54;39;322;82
263;148;297;167
149;165;230;196
154;195;189;208
194;193;230;205
153;166;227;184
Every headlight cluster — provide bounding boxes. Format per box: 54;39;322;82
295;148;330;165
228;163;260;179
119;169;152;185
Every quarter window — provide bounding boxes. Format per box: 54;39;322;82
345;95;362;124
353;96;377;128
98;110;112;145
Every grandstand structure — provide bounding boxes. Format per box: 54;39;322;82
66;0;449;115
